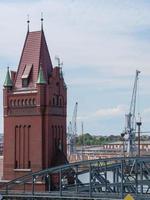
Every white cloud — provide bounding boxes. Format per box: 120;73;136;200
93;105;127;118
77;105;128;121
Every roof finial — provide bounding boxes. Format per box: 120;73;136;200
4;66;13;87
41;12;44;31
27;14;30;32
55;56;60;67
37;63;46;84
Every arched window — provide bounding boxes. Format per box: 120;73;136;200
33;98;36;105
59;98;62;106
58;139;62;150
28;99;32;106
22;99;24;106
25;99;28;106
52;125;54;134
12;100;15;107
17;99;20;107
14;100;16;107
55;125;57;136
53;97;55;106
59;96;64;107
58;126;60;138
10;100;13;107
61;126;63;135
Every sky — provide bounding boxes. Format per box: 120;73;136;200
0;0;150;136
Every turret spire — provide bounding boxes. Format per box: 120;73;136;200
27;14;30;32
37;64;46;84
4;67;13;87
41;12;44;31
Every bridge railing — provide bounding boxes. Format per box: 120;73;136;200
1;156;150;199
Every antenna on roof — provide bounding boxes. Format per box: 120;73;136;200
41;12;44;31
55;56;60;67
55;56;63;67
27;14;30;32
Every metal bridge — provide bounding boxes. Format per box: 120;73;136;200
1;156;150;200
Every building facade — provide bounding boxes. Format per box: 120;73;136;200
3;28;67;180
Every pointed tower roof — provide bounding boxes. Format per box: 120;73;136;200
15;30;53;89
4;67;13;87
37;65;46;84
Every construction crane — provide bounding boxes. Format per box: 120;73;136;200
123;70;141;156
67;102;78;155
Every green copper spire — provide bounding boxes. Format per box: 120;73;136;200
37;65;46;84
4;67;13;87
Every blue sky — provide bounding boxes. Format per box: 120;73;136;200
0;0;150;135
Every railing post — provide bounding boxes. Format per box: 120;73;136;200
113;169;116;192
76;165;78;193
140;161;143;194
23;182;25;193
59;169;62;196
135;159;138;195
6;184;8;195
121;159;124;199
48;174;51;192
32;176;35;195
116;168;119;193
104;161;107;193
89;163;92;197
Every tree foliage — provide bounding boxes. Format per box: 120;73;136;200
76;133;121;146
76;133;150;146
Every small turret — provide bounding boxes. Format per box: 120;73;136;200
37;65;46;84
4;67;13;87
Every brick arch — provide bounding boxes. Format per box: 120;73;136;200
25;99;28;106
52;95;57;106
33;98;36;105
14;99;17;107
61;125;63;134
17;99;20;107
52;125;54;133
59;95;64;106
10;99;13;107
22;99;24;106
55;125;57;135
29;99;32;106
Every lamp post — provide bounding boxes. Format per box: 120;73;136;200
136;120;142;157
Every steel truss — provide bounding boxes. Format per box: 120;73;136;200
1;157;150;199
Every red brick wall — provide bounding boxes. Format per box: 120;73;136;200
3;66;67;181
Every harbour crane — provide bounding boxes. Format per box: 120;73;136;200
67;102;78;155
123;70;141;156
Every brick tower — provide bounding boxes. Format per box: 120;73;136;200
3;26;67;180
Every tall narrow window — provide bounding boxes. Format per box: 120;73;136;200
61;126;63;151
27;125;31;168
15;126;18;168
